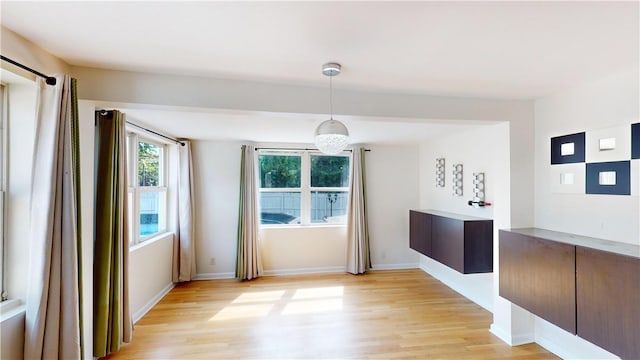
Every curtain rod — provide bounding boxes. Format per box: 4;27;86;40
255;147;370;152
126;121;185;147
96;110;185;146
0;55;57;85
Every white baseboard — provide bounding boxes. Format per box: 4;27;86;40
370;263;419;270
536;333;575;360
534;318;620;360
193;272;236;280
263;266;345;276
490;324;511;345
490;323;534;346
133;282;175;323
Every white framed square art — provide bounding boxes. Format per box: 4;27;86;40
550;163;585;194
585;125;631;163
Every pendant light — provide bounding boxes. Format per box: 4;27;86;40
315;62;349;155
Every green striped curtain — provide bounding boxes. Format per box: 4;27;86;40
93;110;132;357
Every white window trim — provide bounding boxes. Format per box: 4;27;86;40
127;132;169;246
257;149;350;227
0;83;6;301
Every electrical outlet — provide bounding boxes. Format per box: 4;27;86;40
209;257;216;265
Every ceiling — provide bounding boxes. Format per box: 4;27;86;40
2;1;638;143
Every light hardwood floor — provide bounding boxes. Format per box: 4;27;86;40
107;269;557;359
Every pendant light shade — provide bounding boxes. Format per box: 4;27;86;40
315;119;349;155
315;62;349;154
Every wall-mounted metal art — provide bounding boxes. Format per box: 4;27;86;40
436;158;445;188
452;164;463;196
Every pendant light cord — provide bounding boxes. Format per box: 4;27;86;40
329;74;333;120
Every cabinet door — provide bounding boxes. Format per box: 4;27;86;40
432;215;464;273
499;230;576;334
463;221;493;273
409;211;431;256
576;247;640;360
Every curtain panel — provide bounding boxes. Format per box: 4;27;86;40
346;147;371;274
93;110;132;357
25;75;83;359
235;145;262;280
173;140;196;282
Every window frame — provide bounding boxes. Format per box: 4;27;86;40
257;149;350;227
126;132;168;246
0;83;6;301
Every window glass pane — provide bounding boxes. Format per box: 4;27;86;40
311;191;348;224
259;155;301;188
139;191;166;237
310;155;350;188
138;141;161;186
259;192;301;224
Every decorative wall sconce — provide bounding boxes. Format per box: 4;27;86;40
468;172;491;207
435;158;445;188
452;164;463;196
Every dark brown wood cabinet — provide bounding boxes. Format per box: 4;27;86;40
499;228;640;360
499;230;576;334
409;210;431;257
410;210;493;274
576;247;640;360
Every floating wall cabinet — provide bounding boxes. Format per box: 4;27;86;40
499;230;576;333
499;228;640;360
410;210;493;274
409;210;432;257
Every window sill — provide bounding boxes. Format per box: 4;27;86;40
130;231;173;252
0;299;25;324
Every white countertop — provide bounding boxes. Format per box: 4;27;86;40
411;209;492;222
502;228;640;259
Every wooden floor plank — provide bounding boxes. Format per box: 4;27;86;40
105;269;557;359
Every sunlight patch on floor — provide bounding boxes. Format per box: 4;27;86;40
209;303;274;321
292;286;344;300
232;290;286;304
282;298;343;315
208;286;345;321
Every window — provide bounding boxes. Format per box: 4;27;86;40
127;133;167;245
0;84;5;300
258;150;350;226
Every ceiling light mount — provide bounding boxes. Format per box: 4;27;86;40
315;62;349;155
322;62;341;77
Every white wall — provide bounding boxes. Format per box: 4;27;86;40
418;123;511;312
72;66;533;125
366;144;420;269
0;306;24;360
191;141;420;277
527;69;639;359
261;226;347;274
129;234;174;322
534;68;640;244
192;140;242;278
1;27;70;77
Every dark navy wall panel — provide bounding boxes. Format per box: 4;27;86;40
632;123;640;159
586;161;631;195
551;132;585;164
